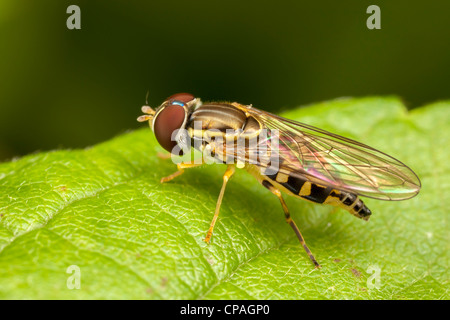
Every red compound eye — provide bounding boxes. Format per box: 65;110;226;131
154;104;187;153
167;92;195;105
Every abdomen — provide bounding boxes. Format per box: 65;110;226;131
260;169;372;220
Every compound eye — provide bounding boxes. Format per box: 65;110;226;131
167;93;195;106
153;104;187;154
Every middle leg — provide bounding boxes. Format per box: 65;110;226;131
203;164;236;243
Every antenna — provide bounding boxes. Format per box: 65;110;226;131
145;90;150;105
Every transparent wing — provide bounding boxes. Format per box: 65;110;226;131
216;105;421;201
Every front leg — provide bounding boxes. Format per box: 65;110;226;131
160;161;204;183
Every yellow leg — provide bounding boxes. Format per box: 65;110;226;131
160;162;204;183
262;180;321;268
203;165;236;243
157;152;172;160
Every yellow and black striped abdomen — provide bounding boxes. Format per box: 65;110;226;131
264;171;372;221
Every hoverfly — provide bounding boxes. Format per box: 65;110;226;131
137;93;421;268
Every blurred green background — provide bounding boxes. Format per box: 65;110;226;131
0;0;449;161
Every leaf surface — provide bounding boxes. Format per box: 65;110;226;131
0;97;448;299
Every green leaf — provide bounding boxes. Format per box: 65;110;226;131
0;97;448;299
